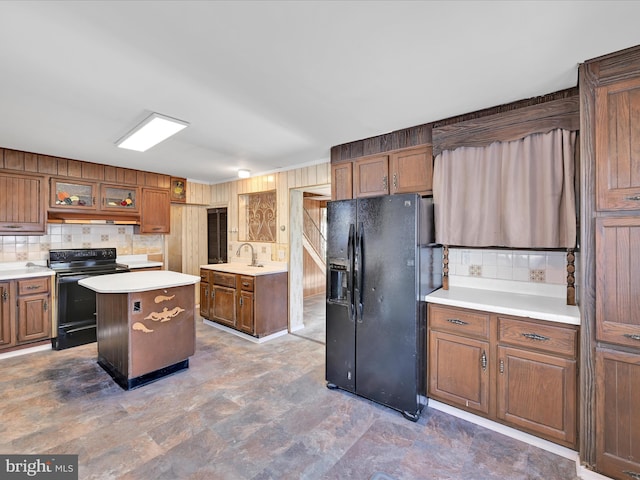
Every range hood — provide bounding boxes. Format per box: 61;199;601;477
47;212;140;225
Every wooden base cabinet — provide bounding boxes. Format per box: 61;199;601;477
200;268;287;338
427;304;578;449
595;348;640;479
0;275;52;352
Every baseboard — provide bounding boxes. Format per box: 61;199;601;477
0;343;52;360
202;319;288;343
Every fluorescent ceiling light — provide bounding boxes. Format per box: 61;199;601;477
116;112;189;152
238;169;251;178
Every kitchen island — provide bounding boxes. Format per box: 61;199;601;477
79;271;200;390
200;262;288;342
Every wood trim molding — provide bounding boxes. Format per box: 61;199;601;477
432;89;579;156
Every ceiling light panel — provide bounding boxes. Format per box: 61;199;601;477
116;112;189;152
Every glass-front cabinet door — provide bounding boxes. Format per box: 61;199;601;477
101;185;139;213
50;178;97;210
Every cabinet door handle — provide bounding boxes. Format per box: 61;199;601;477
382;175;388;190
239;297;243;307
242;282;250;287
625;195;640;201
499;359;505;374
623;333;640;341
211;291;215;299
5;225;22;229
393;173;398;190
481;350;487;371
447;318;469;326
623;471;640;480
43;301;48;312
25;285;41;290
522;332;550;342
2;290;7;302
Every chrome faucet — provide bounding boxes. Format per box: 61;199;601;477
236;242;258;266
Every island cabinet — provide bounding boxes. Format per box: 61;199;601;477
0;275;52;352
0;172;46;235
331;145;433;200
200;268;288;338
79;271;199;390
427;304;578;449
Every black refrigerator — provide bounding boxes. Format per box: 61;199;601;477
325;193;442;421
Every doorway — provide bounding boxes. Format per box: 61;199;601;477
207;207;228;264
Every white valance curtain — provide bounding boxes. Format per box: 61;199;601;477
433;128;577;248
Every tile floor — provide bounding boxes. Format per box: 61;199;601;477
0;296;579;480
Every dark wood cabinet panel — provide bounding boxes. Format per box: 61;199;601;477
353;154;389;198
0;281;14;350
211;285;236;328
596;347;640;479
137;187;170;233
428;330;490;415
0;172;46;234
331;162;353;201
596;216;640;347
596;77;640;211
16;276;51;345
497;345;577;447
389;145;433;195
237;290;254;334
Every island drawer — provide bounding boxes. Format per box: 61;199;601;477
429;304;490;339
213;272;237;289
497;316;578;357
239;276;254;292
18;276;50;295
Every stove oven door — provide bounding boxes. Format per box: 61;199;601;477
53;271;114;350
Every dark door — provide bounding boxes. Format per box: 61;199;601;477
207;208;228;264
355;194;420;414
325;199;357;392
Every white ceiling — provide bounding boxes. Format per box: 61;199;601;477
0;1;638;185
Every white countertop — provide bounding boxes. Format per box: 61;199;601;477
201;261;288;276
79;271;200;293
0;261;55;281
426;287;580;325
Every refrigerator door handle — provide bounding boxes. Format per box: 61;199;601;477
355;222;364;322
348;224;356;322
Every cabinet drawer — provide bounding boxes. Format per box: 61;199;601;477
200;269;210;283
213;272;237;289
429;305;490;339
17;277;49;296
498;316;577;357
239;276;254;292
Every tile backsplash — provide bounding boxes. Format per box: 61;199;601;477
448;248;577;286
0;224;164;262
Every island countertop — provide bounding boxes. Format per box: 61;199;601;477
79;271;200;293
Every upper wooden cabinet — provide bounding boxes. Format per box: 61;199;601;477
353;154;390;198
596;77;640;211
137;187;170;234
389;146;433;195
0;172;46;235
50;177;140;215
331;163;353;201
331;145;433;200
